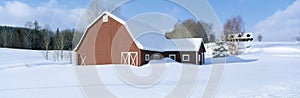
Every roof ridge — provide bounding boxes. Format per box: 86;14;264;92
74;11;143;51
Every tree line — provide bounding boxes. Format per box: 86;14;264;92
0;20;74;50
165;19;216;43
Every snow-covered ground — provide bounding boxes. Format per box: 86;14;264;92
0;49;72;70
0;42;300;98
216;42;300;97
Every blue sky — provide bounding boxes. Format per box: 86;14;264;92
0;0;299;41
209;0;295;31
117;0;196;21
0;0;88;9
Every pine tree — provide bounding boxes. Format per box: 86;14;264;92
212;41;228;58
258;34;263;42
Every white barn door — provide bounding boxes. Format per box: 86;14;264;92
121;52;138;66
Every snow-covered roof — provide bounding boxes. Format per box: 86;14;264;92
228;33;253;39
74;11;204;52
136;33;203;52
241;33;253;39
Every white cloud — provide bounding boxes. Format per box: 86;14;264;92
47;0;58;7
69;8;85;21
170;8;180;16
0;0;84;30
5;1;32;18
254;0;300;41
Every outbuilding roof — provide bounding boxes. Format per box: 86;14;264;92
136;33;203;52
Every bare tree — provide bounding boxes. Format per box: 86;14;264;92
200;21;214;42
59;32;65;60
63;29;75;63
223;15;245;55
258;34;263;42
21;29;30;49
232;16;244;35
86;0;120;23
23;21;33;48
223;15;244;41
296;32;300;40
223;19;232;41
53;30;65;61
165;19;209;43
24;21;33;29
86;0;102;23
209;33;216;42
30;20;42;49
41;24;51;60
0;29;7;47
2;28;10;47
53;28;61;61
294;32;300;42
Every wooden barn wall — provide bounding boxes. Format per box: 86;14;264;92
76;17;103;65
140;50;162;65
179;51;197;64
140;50;203;65
95;16;140;65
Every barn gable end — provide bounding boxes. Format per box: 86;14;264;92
74;11;141;66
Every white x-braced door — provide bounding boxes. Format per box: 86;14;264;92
121;52;138;66
78;54;86;66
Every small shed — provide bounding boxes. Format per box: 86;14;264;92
74;11;206;66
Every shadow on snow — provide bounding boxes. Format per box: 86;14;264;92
205;56;258;65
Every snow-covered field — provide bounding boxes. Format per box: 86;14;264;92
0;42;300;98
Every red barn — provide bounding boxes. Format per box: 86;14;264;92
74;11;206;66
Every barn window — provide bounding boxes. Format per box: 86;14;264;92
145;54;150;61
103;14;108;22
182;54;190;61
169;54;176;60
154;54;160;60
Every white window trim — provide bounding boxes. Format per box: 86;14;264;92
196;52;198;65
169;54;176;60
145;54;150;61
153;54;160;60
182;54;190;61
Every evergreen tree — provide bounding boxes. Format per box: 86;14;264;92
212;41;228;58
258;34;263;42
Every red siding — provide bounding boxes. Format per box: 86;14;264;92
76;13;206;66
76;14;141;66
